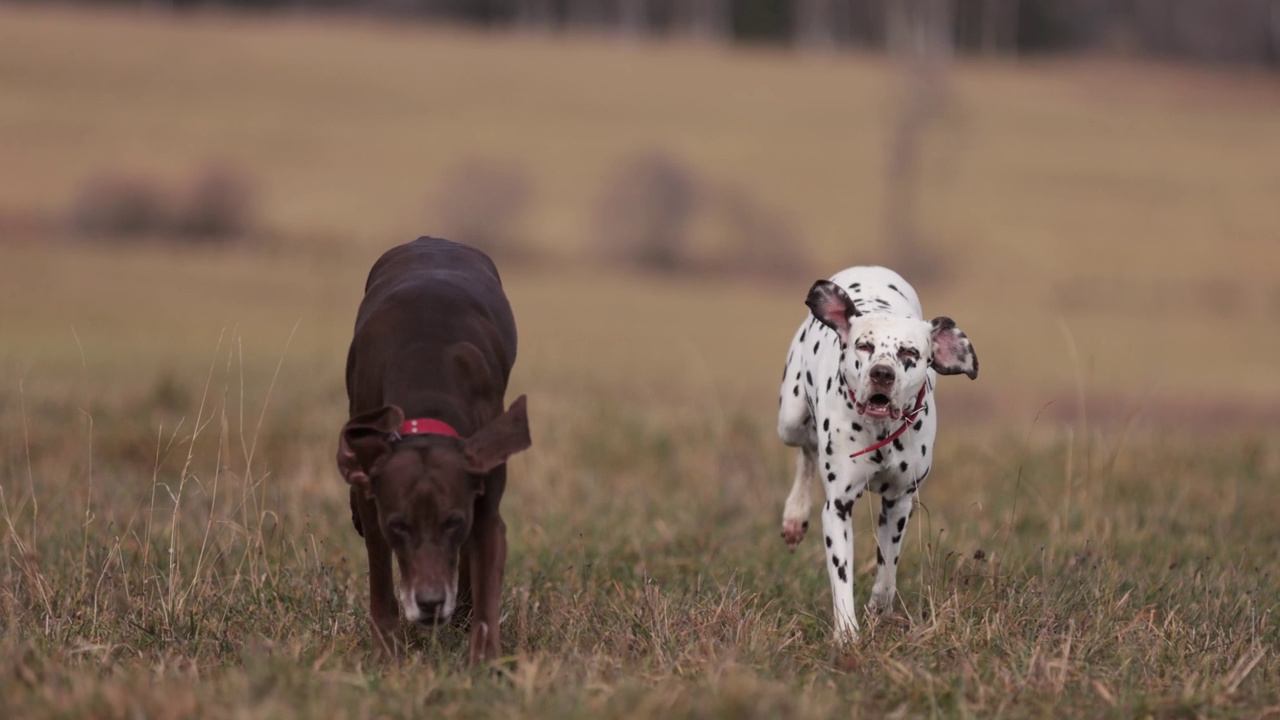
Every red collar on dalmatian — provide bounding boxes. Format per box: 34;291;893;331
394;418;461;440
848;384;929;459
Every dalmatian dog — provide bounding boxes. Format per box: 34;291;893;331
776;266;977;642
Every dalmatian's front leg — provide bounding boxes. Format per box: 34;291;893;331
868;492;915;616
821;489;861;642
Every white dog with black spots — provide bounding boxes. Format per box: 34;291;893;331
776;266;978;642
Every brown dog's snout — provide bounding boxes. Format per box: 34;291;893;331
869;364;896;386
417;596;445;621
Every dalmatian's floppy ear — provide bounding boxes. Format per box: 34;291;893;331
929;316;978;379
805;280;860;337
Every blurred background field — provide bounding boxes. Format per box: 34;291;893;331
4;3;1280;421
2;3;1279;718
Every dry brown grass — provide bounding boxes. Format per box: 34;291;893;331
1;5;1279;719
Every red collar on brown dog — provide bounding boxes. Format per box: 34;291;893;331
397;418;461;438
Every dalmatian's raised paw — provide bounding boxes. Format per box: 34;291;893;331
780;518;809;549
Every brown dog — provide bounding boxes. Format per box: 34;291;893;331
336;236;530;664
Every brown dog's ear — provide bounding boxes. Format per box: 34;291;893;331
337;405;405;494
449;342;495;402
463;395;531;475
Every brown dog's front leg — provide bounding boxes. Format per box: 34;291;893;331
468;506;507;665
356;495;400;658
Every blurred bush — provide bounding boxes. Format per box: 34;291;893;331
713;181;812;283
69;162;258;243
69;172;173;238
430;157;533;258
592;150;809;279
172;163;258;240
592;150;700;272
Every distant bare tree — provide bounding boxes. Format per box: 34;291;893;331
677;0;731;41
566;0;606;27
980;0;1018;55
1271;0;1280;63
883;0;955;278
513;0;556;32
618;0;651;37
848;0;889;47
794;0;838;50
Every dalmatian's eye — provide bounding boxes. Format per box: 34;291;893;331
898;347;920;361
855;342;875;354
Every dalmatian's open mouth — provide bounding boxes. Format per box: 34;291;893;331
863;393;894;419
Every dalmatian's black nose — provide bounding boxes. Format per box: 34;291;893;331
869;364;896;386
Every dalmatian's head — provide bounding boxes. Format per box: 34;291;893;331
806;280;978;421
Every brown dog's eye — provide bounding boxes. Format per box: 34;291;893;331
386;520;411;542
441;512;466;539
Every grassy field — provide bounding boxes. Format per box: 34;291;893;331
2;5;1279;718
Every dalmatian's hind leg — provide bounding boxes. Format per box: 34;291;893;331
781;445;817;549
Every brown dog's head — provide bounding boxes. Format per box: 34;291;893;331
336;395;530;625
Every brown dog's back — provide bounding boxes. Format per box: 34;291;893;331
346;236;518;415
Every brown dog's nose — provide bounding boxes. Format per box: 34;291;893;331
869;364;895;386
417;597;445;621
